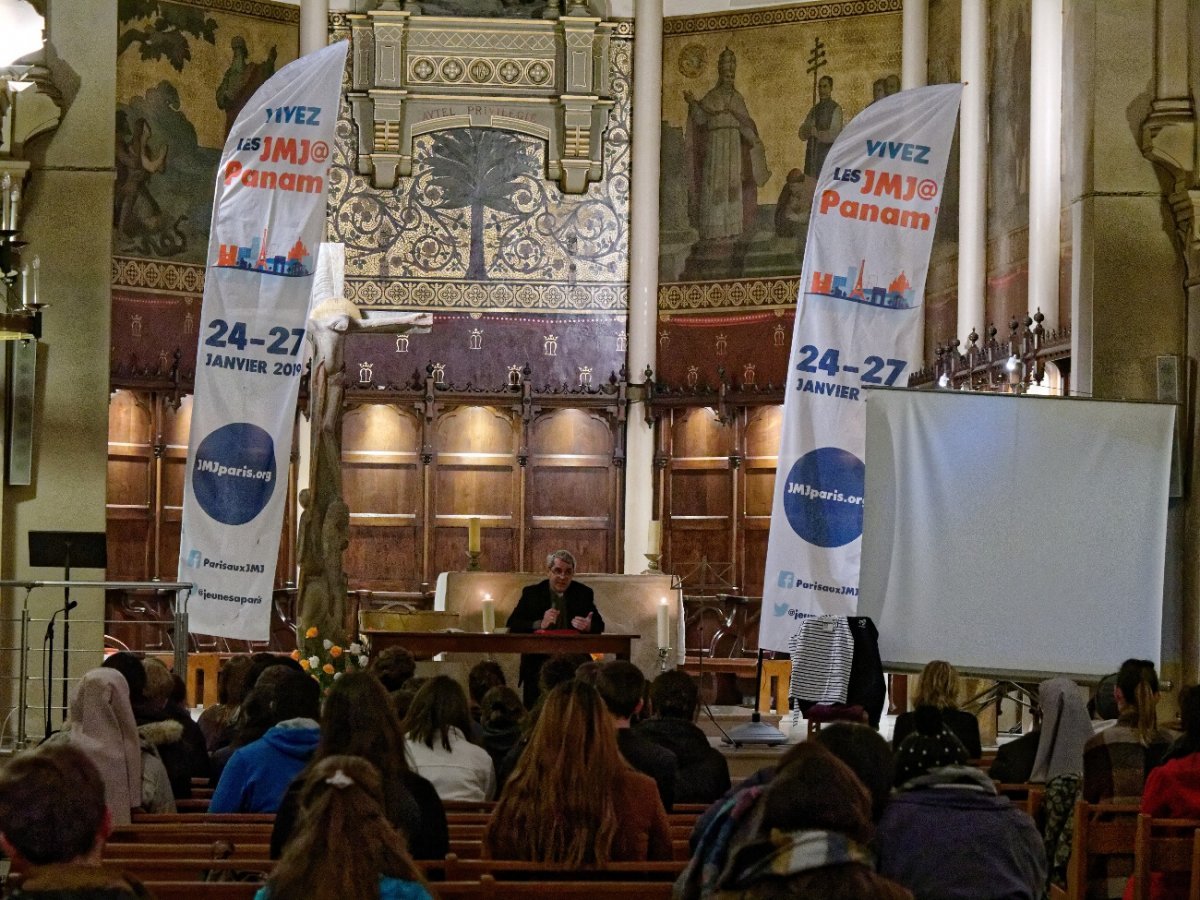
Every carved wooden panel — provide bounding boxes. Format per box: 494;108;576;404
658;402;783;596
156;398;191;581
432;406;520;575
740;405;782;596
663;407;735;590
106;391;153;581
342;403;424;591
526;407;617;573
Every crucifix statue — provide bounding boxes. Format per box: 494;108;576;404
297;243;431;645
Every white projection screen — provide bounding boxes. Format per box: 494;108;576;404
858;389;1175;680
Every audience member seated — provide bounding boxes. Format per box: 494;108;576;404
0;744;151;899
210;654;304;778
370;645;418;693
402;675;495;801
635;669;730;805
479;685;526;780
391;676;427;722
257;755;432;900
210;669;321;813
272;671;448;861
813;722;895;823
1132;684;1200;900
989;677;1092;784
468;660;507;732
694;743;911;899
495;653;590;787
198;654;254;753
595;661;676;811
891;660;982;759
138;657;209;798
876;706;1047;900
485;679;672;864
1083;659;1174;802
52;667;173;822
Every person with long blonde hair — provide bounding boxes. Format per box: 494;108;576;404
257;755;431;900
1083;658;1174;802
891;660;982;758
484;679;671;866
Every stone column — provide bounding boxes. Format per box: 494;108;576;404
957;0;987;347
623;0;662;573
902;0;928;89
300;0;330;55
6;0;118;736
1028;0;1062;328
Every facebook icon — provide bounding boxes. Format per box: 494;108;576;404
778;571;795;589
186;549;201;569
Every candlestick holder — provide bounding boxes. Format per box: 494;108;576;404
656;646;670;672
643;552;662;574
466;549;481;571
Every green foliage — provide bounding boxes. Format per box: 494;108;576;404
118;0;217;72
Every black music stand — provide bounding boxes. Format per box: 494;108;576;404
29;531;107;732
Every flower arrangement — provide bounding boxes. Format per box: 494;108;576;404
292;625;370;695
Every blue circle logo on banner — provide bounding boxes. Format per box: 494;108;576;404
783;447;866;547
192;422;277;526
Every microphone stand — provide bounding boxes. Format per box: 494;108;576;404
42;600;76;740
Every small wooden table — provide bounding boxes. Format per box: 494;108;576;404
361;630;638;660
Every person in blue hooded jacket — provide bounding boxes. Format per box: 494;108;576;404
210;669;321;814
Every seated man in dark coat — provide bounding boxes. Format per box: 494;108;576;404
596;661;676;811
636;669;730;805
506;550;605;708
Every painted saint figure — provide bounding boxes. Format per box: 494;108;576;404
684;47;770;243
798;74;844;179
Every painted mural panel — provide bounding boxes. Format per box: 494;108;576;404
328;17;632;391
114;0;299;265
111;0;299;383
656;1;902;390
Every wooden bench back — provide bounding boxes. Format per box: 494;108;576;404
1066;800;1140;900
1130;814;1200;900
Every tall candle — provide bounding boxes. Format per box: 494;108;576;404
9;184;19;231
647;519;661;555
20;263;28;307
656;596;670;649
467;516;481;553
481;593;495;634
30;256;38;306
1;174;10;230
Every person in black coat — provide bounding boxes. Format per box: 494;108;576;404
506;550;605;708
891;660;983;759
635;669;730;805
595;661;676;811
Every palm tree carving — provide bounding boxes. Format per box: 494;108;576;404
426;129;539;281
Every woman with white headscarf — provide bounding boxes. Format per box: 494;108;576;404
55;667;173;824
1030;677;1093;783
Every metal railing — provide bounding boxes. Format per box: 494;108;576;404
0;579;191;751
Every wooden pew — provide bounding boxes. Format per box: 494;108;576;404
101;858;272;881
143;881;263;900
129;813;275;825
441;854;685;881
432;875;674;899
995;782;1047;820
1131;814;1200;900
104;843;271;861
1065;801;1140;900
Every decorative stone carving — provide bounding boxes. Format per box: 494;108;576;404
348;7;615;194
